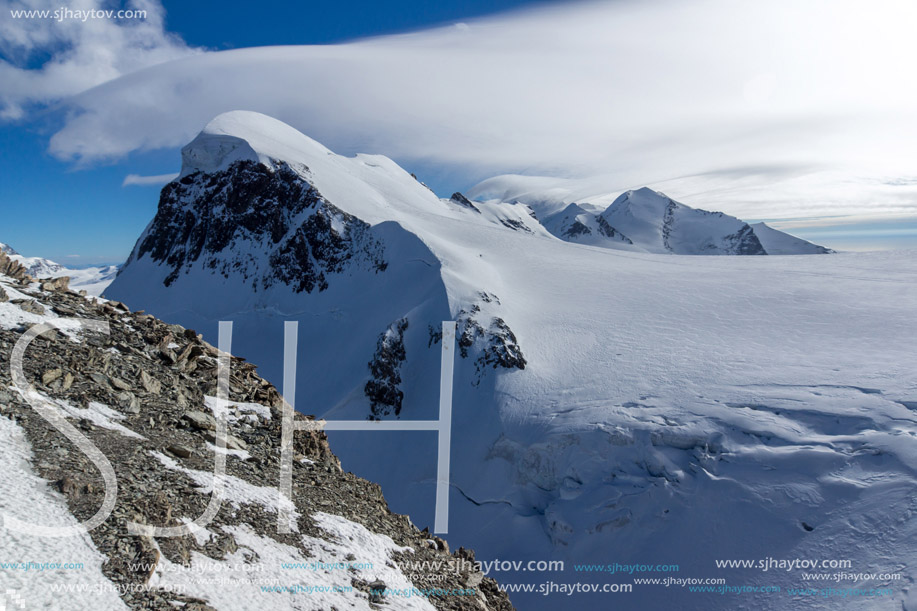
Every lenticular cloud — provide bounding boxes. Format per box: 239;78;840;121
7;0;917;220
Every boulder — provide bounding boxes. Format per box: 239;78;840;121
40;276;70;292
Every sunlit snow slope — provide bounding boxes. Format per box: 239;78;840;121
106;112;917;610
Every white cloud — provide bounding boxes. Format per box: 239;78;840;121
469;167;917;223
122;172;177;186
0;0;198;119
5;0;917;221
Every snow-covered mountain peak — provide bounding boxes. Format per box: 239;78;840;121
176;111;455;230
607;186;677;218
180;111;334;177
618;185;667;201
109;111;531;432
599;187;767;254
0;242;18;255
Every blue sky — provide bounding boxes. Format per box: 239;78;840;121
2;0;917;263
161;0;553;48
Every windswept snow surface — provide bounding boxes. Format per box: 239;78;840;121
148;514;434;611
107;112;917;610
62;265;120;297
0;281;83;338
0;414;128;610
151;451;300;532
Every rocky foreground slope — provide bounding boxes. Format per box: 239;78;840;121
0;250;513;611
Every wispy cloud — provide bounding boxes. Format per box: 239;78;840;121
122;172;177;187
4;0;917;221
0;0;198;119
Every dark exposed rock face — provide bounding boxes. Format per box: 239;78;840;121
595;216;633;243
0;253;31;284
450;192;480;213
452;300;526;386
655;197;766;255
499;218;533;233
127;160;387;292
562;220;591;237
0;250;514;611
661;199;677;252
554;204;633;244
720;224;767;255
459;314;526;378
365;318;409;419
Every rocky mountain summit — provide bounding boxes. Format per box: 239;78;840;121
0;249;513;611
130;160;386;293
106;112;530;425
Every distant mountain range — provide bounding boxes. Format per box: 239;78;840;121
0;242;118;296
469;181;831;256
